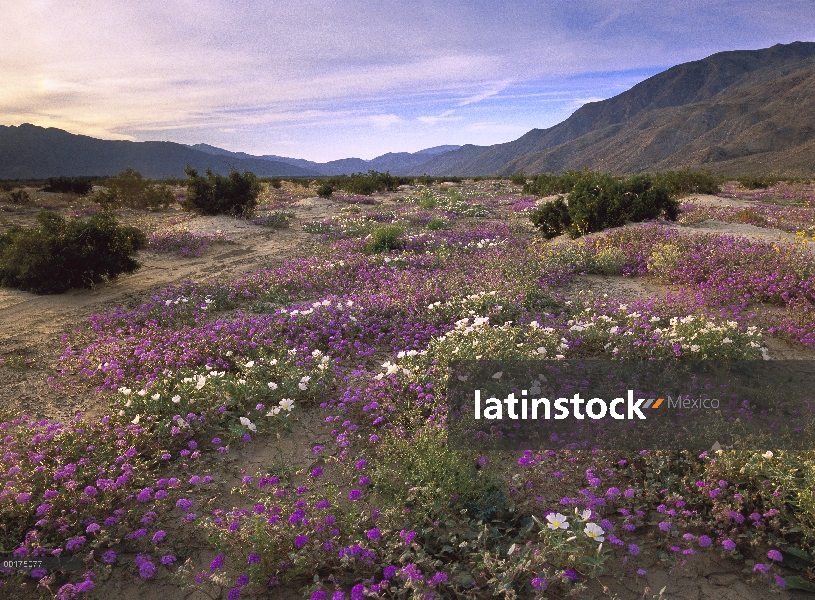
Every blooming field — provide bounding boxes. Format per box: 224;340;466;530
3;181;815;598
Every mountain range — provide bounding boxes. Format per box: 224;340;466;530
1;41;814;179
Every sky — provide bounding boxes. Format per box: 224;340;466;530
2;0;814;162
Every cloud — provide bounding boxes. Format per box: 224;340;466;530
2;0;814;159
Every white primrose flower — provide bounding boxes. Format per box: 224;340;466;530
239;417;257;432
151;393;160;401
546;513;569;530
266;407;281;417
120;388;132;396
137;389;147;396
268;382;278;390
279;398;295;411
584;522;605;542
244;361;255;369
762;451;774;458
579;509;592;520
171;395;181;404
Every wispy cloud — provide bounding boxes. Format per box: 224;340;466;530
1;0;814;160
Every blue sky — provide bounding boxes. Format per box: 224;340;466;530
2;1;814;161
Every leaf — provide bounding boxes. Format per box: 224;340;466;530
782;547;815;571
784;576;815;592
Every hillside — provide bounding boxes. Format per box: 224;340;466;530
0;125;321;179
408;41;815;176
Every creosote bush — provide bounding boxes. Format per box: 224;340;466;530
0;210;146;294
316;182;333;198
42;176;95;196
93;168;175;210
181;166;260;216
530;172;679;239
364;224;403;253
8;189;31;204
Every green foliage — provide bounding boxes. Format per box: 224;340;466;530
364;224;403;253
509;172;527;186
7;189;31;205
41;176;95;196
425;216;446;230
316;182;333;198
93;168;175;210
529;172;679;239
737;175;781;189
653;168;721;196
325;171;408;195
522;169;597;196
267;177;283;189
529;196;570;239
181;165;260;216
0;210;146;294
371;427;499;520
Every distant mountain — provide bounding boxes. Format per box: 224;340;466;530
190;143;462;176
408;41;815;176
0;126;321;179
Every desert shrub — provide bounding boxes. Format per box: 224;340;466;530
93;168;175;210
509;172;527;185
523;169;596;196
653;168;721;196
364;224;403;253
7;189;31;205
181;166;260;216
251;210;294;229
41;176;94;195
426;217;446;230
0;210;146;294
316;182;333;198
736;208;766;225
327;171;408;195
529;197;570;239
267;177;283;189
529;173;678;239
738;175;780;190
371;427;500;520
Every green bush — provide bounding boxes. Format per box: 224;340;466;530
523;169;596;196
8;189;31;205
0;210;146;294
316;182;333;198
737;175;780;190
529;173;678;239
654;168;721;196
365;224;403;253
509;172;527;186
426;217;446;230
41;177;94;196
326;171;409;195
181;166;260;216
93;168;175;210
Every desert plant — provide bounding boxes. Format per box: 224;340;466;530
654;168;721;196
181;166;260;216
41;176;94;196
316;182;333;198
509;172;527;186
0;210;146;294
365;224;403;253
529;173;678;239
737;175;780;190
7;189;31;205
93;168;175;210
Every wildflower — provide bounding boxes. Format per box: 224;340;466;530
349;490;362;501
584;522;604;542
210;554;225;571
754;563;770;574
279;398;294;411
628;544;640;556
294;535;309;548
102;550;116;564
367;528;381;541
698;535;712;547
722;539;737;551
152;530;167;543
248;554;261;564
161;555;177;565
767;549;783;562
546;513;569;530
